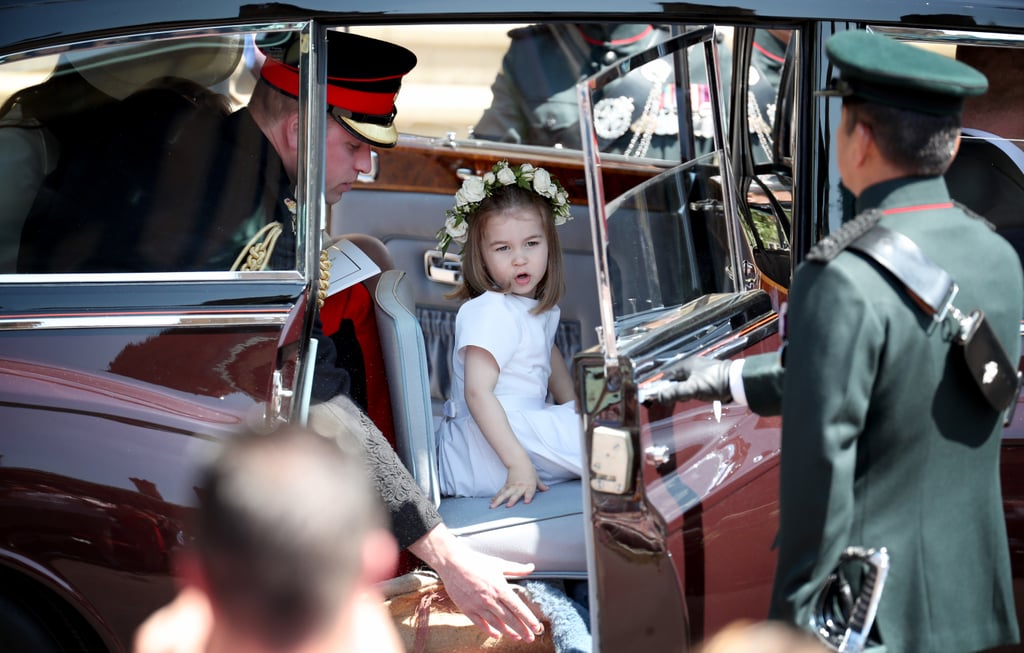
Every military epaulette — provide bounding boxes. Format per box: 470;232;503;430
805;209;884;263
954;200;997;231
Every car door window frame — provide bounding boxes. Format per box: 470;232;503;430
0;22;314;284
577;25;737;371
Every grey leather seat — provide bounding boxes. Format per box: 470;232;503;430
946;129;1024;263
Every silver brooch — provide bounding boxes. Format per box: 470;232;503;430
593;96;635;140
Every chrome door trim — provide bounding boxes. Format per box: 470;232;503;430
291;19;327;420
0;310;290;331
576;25;721;374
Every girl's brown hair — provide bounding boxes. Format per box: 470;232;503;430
447;184;565;314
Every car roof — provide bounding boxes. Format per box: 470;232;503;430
2;0;1024;57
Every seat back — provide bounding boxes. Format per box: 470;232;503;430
373;268;441;507
946;129;1024;264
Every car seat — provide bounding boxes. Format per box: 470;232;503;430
371;266;587;576
946;129;1024;265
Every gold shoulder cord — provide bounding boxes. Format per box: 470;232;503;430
317;248;331;309
231;198;333;309
230;222;284;272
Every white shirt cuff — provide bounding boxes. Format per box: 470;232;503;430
729;358;748;406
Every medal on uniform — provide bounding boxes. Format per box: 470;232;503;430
691;82;715;141
638;59;678;137
624;59;676;156
653;85;679;136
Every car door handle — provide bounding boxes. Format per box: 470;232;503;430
424;249;462;285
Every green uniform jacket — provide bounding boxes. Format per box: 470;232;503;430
743;175;1022;652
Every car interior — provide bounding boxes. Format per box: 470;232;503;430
1;20;1021;587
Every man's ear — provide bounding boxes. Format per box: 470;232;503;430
852;121;875;168
950;132;962;161
284;111;301;152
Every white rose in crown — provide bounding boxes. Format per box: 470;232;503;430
496;166;517;185
554;212;568;226
445;216;468;242
532;168;552;196
461;177;487;203
483;171;496;185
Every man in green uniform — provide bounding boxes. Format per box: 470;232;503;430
652;29;1022;652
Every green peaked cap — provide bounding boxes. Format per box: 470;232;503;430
819;30;988;116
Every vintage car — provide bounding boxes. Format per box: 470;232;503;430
1;1;1023;651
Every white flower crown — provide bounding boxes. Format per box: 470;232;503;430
436;160;572;255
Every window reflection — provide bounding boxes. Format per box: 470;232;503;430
0;33;296;275
473;23;728;162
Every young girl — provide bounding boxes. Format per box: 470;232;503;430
435;160;583;508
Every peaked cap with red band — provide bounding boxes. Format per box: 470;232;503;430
258;30;417;147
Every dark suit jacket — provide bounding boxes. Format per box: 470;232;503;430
743;176;1021;652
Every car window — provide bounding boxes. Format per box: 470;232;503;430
0;27;307;277
354;23;730;162
577;27;740;341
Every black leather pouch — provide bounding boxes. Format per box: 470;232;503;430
959;309;1021;412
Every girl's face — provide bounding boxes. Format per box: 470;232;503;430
479;207;549;298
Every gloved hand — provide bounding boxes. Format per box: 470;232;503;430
653;356;733;404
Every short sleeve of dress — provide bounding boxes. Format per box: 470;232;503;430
454;293;521;369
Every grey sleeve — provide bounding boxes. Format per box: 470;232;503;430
740;351;785;416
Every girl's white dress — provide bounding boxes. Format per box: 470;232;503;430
437;291;583;498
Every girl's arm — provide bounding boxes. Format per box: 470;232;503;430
463;345;549;508
548;345;575;405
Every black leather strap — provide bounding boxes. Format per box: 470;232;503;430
848;224;1020;412
847;225;957;319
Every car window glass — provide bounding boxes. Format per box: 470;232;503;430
605;155;732;320
576;27;738;344
735;28;795;290
0;28;309;277
355;22;731;161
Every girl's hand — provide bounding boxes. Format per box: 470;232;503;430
490;462;549;508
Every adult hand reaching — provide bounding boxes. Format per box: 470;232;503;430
653;356;734;404
408;524;544;641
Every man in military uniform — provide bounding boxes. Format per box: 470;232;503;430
473;23;730;160
652;29;1021;652
221;30;548;645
